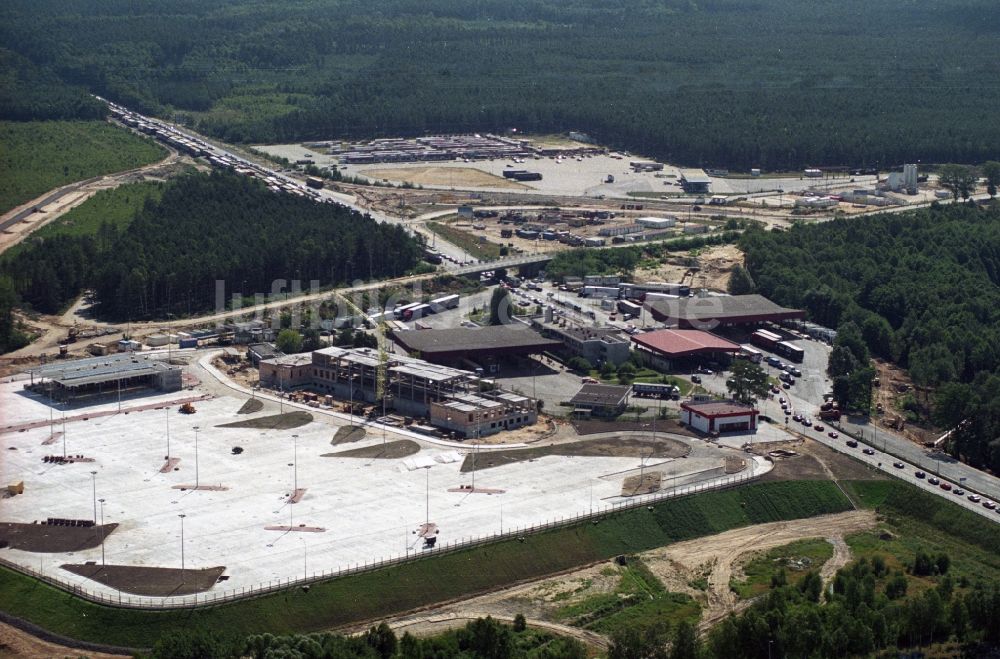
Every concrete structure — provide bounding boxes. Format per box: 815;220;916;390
645;294;805;329
247;343;282;367
23;353;182;403
679;169;712;193
681;400;758;434
532;321;630;366
430;391;537;438
631;329;741;370
634;216;677;229
259;354;313;390
393;325;561;367
569;383;631;417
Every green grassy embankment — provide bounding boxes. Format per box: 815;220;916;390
427;220;504;261
0;120;166;215
0;480;850;648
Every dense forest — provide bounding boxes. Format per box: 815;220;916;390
3;0;1000;168
740;202;1000;471
0;172;423;322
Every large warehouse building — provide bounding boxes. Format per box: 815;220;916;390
645;294;805;329
631;329;741;370
24;353;182;403
393;325;561;368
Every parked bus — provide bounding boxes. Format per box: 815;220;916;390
775;340;805;363
738;345;763;363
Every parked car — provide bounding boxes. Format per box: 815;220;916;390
940;482;952;491
690;375;702;384
846;440;858;448
893;462;905;469
828;431;839;439
968;494;981;503
984;501;996;510
814;424;825;432
953;488;965;496
863;448;875;455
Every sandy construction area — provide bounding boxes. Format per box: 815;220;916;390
361;166;528;190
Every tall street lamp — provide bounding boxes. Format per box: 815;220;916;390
178;513;187;584
98;498;106;567
90;470;98;523
192;426;200;488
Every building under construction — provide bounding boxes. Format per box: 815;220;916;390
23;353;182;403
259;347;537;432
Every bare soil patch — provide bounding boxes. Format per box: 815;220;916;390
621;471;662;496
460;435;689;473
760;439;885;483
332;425;367;445
571;417;698;438
634;243;744;292
237;398;264;415
217;411;312;430
60;564;225;597
0;522;117;553
323;439;420;460
360;166;528;189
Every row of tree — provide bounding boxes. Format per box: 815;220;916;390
0;172;424;322
149;616;587;659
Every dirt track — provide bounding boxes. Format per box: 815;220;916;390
0;622;128;659
642;510;877;631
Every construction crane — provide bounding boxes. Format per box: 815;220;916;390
331;288;392;427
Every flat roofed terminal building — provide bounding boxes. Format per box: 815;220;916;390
569;383;632;417
392;325;562;368
645;294;805;329
23;353;182;403
681;400;758;434
259;346;537;430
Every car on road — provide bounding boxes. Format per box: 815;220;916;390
968;494;981;503
814;424;825;432
690;375;702;384
802;418;812;427
940;482;952;491
828;431;839;439
863;448;875;455
791;367;802;377
985;501;997;510
893;462;905;469
846;440;858;448
953;488;965;496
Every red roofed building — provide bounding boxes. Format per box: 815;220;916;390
631;329;741;370
681;400;758;434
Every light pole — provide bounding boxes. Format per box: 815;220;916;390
165;404;171;460
90;470;97;523
292;434;299;493
192;426;200;488
178;513;186;584
98;498;106;567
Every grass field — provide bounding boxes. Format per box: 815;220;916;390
0;121;166;215
2;181;164;261
556;558;700;637
0;480;850;648
427;221;504;261
730;538;834;599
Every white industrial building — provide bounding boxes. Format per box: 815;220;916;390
635;216;677;229
680;400;758;434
